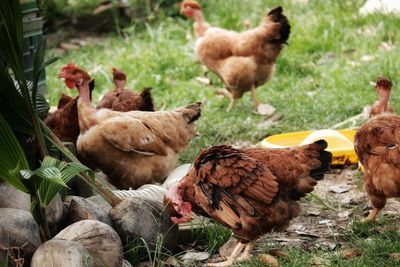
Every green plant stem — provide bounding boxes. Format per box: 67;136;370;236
111;0;122;36
32;114;48;159
39;205;51;241
31;194;51;242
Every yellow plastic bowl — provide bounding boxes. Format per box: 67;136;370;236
260;129;358;165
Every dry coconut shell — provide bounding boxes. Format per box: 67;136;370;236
0;182;30;210
31;239;93;267
55;220;123;267
113;184;167;204
63;196;112;227
45;193;64;225
109;197;178;251
0;208;41;263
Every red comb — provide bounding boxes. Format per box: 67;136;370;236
61;63;77;70
181;0;201;9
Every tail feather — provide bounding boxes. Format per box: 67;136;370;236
309;140;332;181
290;140;331;200
139;87;155;111
181;102;202;124
310;150;332;180
267;6;291;44
89;79;95;100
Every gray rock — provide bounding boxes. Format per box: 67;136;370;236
63;196;112;226
31;239;93;267
0;208;41;263
0;182;30;210
109;197;178;251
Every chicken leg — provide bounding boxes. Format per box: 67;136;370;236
207;242;253;267
226;97;238;112
251;86;260;108
362;207;381;222
215;88;237;112
237;242;255;261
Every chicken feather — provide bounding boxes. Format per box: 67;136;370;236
181;1;290;112
355;113;400;221
165;140;332;244
58;63;201;190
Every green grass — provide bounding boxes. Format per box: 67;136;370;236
44;0;400;265
45;0;400;162
237;219;400;267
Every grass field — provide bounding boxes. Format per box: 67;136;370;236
44;0;400;265
46;0;400;162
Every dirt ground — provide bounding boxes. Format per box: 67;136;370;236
196;167;400;265
257;167;400;251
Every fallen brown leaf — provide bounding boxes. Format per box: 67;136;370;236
389;252;400;261
340;248;362;260
311;256;325;266
269;249;289;259
258;254;279;267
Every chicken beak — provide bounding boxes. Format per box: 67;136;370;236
58;71;67;79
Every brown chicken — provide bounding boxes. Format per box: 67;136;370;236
58;63;201;190
164;141;331;266
44;80;94;144
369;76;394;118
181;1;290;114
96;67;155;112
355;113;400;221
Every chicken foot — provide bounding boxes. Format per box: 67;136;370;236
251;86;275;116
215;88;237;112
362;207;382;222
237;242;255;261
206;242;254;267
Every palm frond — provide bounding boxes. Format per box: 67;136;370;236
37;156;93;206
0;113;29;192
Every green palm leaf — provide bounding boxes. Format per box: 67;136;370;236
0;113;29;192
37;156;93;206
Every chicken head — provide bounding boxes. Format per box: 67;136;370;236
111;67;126;92
375;76;392;96
164;182;193;224
58;63;91;89
181;0;201;18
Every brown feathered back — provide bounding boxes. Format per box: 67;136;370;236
176;140;331;242
96;87;155;112
191;5;291;105
76;101;202;189
354;113;400;220
45;80;95;144
44;96;80;144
